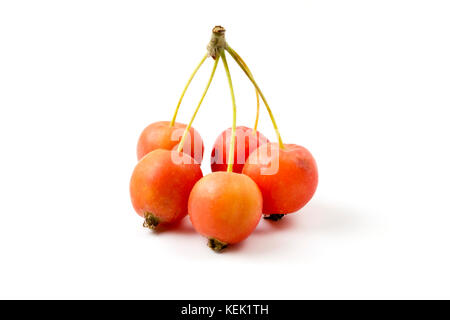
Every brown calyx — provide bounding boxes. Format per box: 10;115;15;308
143;212;160;229
263;214;285;221
207;238;228;252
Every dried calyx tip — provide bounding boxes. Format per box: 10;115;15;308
143;212;160;229
208;238;228;252
264;214;285;221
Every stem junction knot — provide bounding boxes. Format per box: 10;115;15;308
207;26;227;59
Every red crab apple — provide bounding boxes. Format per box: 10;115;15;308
189;171;263;251
137;121;204;164
210;126;269;173
130;149;203;229
242;143;318;220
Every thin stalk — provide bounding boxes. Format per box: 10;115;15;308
170;54;208;127
254;91;260;133
220;50;237;173
226;46;285;148
227;49;260;133
177;57;220;152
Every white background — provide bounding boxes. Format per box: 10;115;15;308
1;1;449;299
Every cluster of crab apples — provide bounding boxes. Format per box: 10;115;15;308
129;27;318;252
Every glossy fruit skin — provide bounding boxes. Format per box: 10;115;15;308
130;149;203;225
137;121;204;164
189;171;263;245
210;126;269;173
243;143;318;215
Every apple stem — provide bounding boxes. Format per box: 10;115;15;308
170;54;208;127
254;91;260;134
177;56;220;153
224;48;261;133
220;50;237;173
226;46;285;149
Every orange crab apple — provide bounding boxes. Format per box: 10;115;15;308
243;143;318;220
137;121;204;164
210;126;269;173
188;172;263;251
130;149;203;229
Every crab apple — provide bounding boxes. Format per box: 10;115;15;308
242;143;318;219
137;121;204;164
188;171;263;252
130;149;203;229
210;126;269;173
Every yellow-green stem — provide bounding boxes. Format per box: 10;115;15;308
254;91;260;133
220;50;237;173
226;47;285;149
170;54;208;127
226;49;260;133
177;57;219;152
